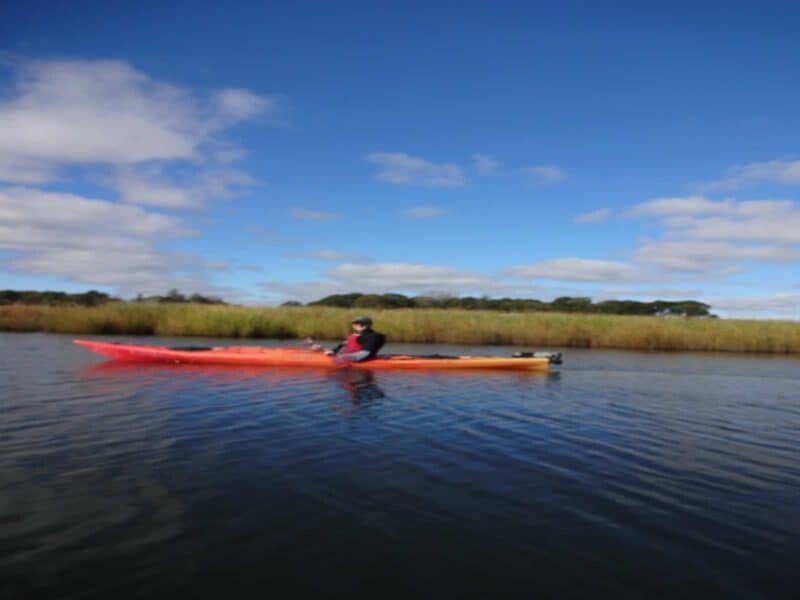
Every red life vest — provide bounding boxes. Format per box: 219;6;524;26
342;333;363;353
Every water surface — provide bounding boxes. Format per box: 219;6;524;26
1;333;799;598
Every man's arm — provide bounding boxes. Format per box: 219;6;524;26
324;341;345;356
357;331;386;357
337;350;371;363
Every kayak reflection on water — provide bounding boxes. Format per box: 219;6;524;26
333;369;385;408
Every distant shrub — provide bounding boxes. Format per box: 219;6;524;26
303;292;712;316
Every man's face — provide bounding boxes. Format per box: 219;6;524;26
352;322;367;332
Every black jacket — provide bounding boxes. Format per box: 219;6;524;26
333;329;386;358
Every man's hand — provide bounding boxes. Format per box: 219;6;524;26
324;350;334;356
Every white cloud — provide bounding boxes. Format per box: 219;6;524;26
626;195;732;217
696;159;800;192
505;258;643;282
213;88;276;123
263;262;530;302
285;250;368;262
288;208;340;221
244;224;287;245
108;166;259;209
328;262;495;291
0;155;57;184
473;153;500;175
261;261;592;304
0;59;192;172
635;240;800;273
575;208;612;224
628;196;800;244
523;165;567;183
114;169;197;209
401;205;446;219
0;58;277;298
366;152;465;187
196;169;259;199
260;280;356;303
673;215;800;244
205;261;230;271
0;187;186;237
626;195;793;218
0;58;276;184
708;293;800;317
212;144;248;164
624;195;800;278
0;186;226;297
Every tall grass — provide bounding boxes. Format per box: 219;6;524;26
2;303;800;353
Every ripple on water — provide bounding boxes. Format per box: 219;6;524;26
1;334;799;597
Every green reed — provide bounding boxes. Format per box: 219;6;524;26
2;304;800;354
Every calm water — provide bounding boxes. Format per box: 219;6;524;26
1;333;799;598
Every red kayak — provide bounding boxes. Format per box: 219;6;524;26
74;340;561;371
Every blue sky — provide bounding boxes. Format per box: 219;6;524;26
1;1;800;317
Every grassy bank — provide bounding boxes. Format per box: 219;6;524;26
2;303;800;354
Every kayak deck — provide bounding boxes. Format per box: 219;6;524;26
74;340;560;371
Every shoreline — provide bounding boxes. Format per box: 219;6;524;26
2;303;800;354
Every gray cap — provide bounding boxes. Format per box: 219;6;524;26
351;315;373;326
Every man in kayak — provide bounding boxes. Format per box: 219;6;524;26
322;316;386;363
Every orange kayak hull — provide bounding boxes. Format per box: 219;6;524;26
74;340;555;371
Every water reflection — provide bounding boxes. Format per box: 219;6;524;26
80;361;553;407
4;334;800;597
80;361;389;412
332;369;385;410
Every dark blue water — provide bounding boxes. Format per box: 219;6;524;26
2;333;799;598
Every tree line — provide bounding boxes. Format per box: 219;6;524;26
0;289;225;306
0;290;115;306
133;289;226;305
1;289;713;316
298;293;713;316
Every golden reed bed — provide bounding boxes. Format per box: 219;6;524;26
2;303;800;354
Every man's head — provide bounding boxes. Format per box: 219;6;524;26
351;315;373;330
